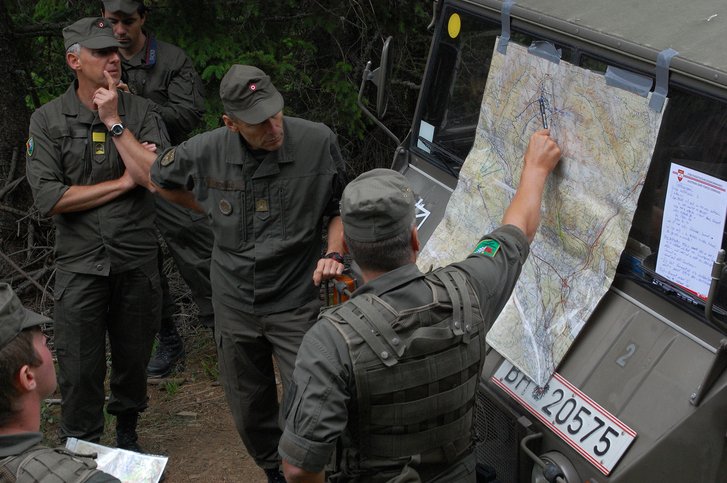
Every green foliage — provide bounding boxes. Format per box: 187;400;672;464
9;0;433;174
163;379;180;397
201;355;220;381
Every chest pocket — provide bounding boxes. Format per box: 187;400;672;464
55;127;91;185
208;186;246;250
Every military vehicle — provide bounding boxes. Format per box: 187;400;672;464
357;0;727;481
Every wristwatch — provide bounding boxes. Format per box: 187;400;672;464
109;123;125;137
324;252;345;264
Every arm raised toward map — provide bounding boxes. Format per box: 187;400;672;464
502;129;561;242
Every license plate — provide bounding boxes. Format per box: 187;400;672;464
491;360;637;475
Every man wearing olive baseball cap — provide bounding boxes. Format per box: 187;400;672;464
26;16;168;453
0;284;119;481
281;129;561;482
110;63;347;482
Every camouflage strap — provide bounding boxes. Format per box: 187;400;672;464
0;455;16;482
1;446;101;483
338;295;404;367
429;268;473;343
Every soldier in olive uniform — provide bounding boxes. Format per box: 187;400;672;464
279;131;561;482
0;283;120;482
25;17;167;451
99;64;347;482
101;0;213;378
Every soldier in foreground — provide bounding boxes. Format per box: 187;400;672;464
279;130;561;482
0;283;119;482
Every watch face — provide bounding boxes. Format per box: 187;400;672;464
111;124;124;136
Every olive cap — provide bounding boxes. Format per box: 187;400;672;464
102;0;142;15
220;65;284;124
63;17;121;51
0;283;51;351
341;169;416;242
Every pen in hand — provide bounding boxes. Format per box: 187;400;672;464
538;97;548;129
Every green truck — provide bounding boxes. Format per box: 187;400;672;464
359;1;727;481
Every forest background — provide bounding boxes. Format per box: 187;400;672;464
0;0;435;301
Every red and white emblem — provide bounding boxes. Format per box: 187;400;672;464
249;83;257;91
98;21;105;28
677;169;684;181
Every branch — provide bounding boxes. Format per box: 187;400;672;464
3;147;18;187
0;249;53;298
0;204;27;216
13;22;66;38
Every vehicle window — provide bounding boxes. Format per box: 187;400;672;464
622;87;727;323
415;8;573;176
416;10;727;327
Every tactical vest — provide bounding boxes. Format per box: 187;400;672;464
323;266;488;482
0;444;104;482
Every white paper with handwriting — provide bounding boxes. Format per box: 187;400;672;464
657;162;727;299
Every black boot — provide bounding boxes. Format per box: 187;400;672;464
116;412;144;453
264;468;286;483
147;318;186;378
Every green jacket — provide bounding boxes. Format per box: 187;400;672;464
279;225;530;481
26;82;168;275
150;116;347;314
121;33;204;145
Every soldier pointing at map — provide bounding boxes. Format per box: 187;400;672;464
279;129;560;482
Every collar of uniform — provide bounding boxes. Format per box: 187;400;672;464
61;80;128;121
123;30;154;67
247;117;295;179
352;263;425;298
0;432;43;457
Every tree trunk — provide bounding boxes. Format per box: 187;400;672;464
0;4;31;186
0;3;36;286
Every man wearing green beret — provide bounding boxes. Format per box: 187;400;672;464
0;283;120;482
100;0;213;378
279;131;561;482
25;17;167;452
97;64;347;482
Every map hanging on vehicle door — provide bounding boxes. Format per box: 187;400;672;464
417;40;666;386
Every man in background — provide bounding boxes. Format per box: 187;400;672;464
101;0;214;378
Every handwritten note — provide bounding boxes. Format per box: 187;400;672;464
657;162;727;299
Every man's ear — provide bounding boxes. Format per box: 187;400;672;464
222;115;239;133
411;226;420;254
66;51;81;71
17;365;37;392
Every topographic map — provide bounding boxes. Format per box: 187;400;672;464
417;41;665;386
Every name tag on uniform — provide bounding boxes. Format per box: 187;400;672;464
92;132;106;155
255;199;269;212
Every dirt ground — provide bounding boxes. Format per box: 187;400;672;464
33;254;282;482
42;320;271;483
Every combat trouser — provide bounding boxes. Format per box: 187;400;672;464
154;196;214;326
53;264;161;442
214;297;321;469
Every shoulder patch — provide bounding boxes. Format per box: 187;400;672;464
160;148;176;167
26;137;34;158
474;239;500;257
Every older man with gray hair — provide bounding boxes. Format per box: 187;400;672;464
25;16;167;451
